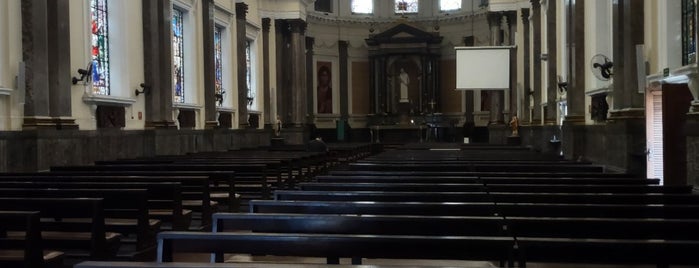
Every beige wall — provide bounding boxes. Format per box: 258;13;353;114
351;61;370;115
440;59;461;114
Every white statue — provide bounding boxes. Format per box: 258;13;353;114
399;68;409;103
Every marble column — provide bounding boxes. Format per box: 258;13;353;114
236;3;249;128
46;0;76;129
521;8;531;124
564;0;585;124
339;40;349;120
288;19;307;127
142;0;176;128
610;0;645;116
562;0;586;161
305;36;314;120
487;12;504;124
544;0;558;125
262;18;272;128
508;12;518;120
274;19;288;124
531;0;542;124
202;0;217;129
21;0;53;129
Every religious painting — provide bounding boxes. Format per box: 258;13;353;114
316;61;332;114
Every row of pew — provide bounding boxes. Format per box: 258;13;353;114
124;145;699;267
0;144;371;267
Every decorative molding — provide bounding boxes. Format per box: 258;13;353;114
585;86;612;96
82;94;136;107
173;102;203;110
0;87;11;96
306;10;488;26
216;107;236;113
214;2;233;17
259;10;306;21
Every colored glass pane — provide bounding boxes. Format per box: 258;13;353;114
173;8;185;103
90;0;110;95
214;26;223;106
395;0;418;13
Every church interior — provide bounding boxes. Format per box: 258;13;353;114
1;0;699;267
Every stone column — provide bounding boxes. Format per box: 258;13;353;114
339;40;349;120
487;12;505;124
142;0;176;128
508;12;518;120
274;19;288;123
202;0;217;129
305;37;314;120
565;0;585;124
288;19;307;127
562;0;586;161
610;0;644;114
262;18;272;128
544;0;558;125
46;0;76;129
236;3;249;128
21;0;53;129
606;0;646;176
531;0;542;124
521;8;531;123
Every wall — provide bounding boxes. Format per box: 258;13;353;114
0;128;272;172
440;59;461;113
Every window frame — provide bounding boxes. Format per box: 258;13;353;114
90;0;111;95
351;0;374;15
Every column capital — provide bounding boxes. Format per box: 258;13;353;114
530;0;541;9
235;2;248;20
262;17;271;32
521;8;530;24
288;19;307;34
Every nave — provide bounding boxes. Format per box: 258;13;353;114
2;143;698;268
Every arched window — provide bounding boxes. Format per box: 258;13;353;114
90;0;110;95
214;25;224;106
395;0;418;14
682;0;696;65
440;0;461;11
172;7;185;103
351;0;373;14
245;39;256;109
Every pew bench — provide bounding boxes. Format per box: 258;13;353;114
0;211;64;268
0;197;121;260
156;232;515;265
314;175;659;185
0;188;157;260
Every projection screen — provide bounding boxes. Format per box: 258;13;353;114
455;46;513;90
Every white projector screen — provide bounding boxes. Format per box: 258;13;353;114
455;46;513;90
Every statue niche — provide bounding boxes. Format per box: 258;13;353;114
366;23;442;125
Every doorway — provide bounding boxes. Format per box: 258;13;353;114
646;83;692;185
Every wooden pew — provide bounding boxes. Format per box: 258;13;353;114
75;261;431;268
0;211;64;268
315;175;660;185
328;170;635;178
0;188;156;260
274;190;699;205
0;197;121;260
250;200;699;219
297;182;691;194
0;175;208;230
156;231;514;264
347;163;605;173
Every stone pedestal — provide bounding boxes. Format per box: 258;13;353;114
507;136;521;145
271;137;285;147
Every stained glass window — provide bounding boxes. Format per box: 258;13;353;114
351;0;373;14
214;25;223;106
245;40;255;107
90;0;110;95
440;0;461;11
173;8;185;103
395;0;418;14
682;0;696;65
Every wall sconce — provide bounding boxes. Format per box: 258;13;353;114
215;90;226;106
135;83;150;96
557;75;568;93
72;63;93;85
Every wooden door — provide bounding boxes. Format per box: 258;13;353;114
662;83;693;186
